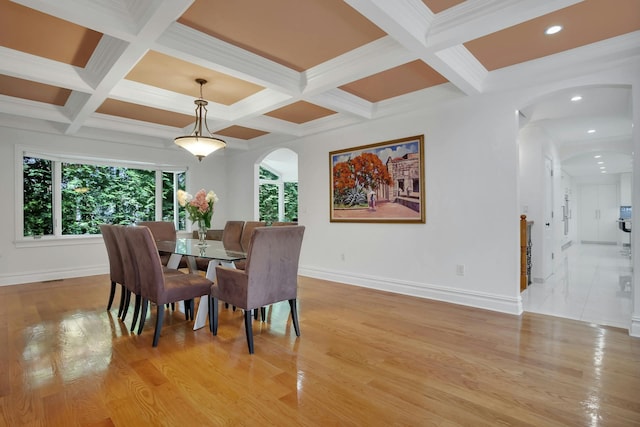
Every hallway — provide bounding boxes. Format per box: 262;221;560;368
522;242;633;330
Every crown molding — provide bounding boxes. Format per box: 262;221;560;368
346;0;435;48
432;45;487;95
484;31;640;93
306;89;373;119
0;95;69;123
227;89;292;122
156;23;302;96
304;36;414;96
14;0;138;40
0;47;91;92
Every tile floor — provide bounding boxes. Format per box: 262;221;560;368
522;242;633;330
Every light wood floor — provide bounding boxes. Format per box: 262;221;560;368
0;275;639;426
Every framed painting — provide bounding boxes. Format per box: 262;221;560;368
329;135;425;223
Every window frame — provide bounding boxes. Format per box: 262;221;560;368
15;145;187;247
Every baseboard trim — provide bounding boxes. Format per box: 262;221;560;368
0;264;107;287
299;266;523;315
580;240;617;245
630;315;640;338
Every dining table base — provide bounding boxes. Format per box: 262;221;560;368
192;259;236;330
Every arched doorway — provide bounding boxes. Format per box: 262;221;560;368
256;148;298;223
518;84;634;330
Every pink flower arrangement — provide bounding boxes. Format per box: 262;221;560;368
177;189;218;228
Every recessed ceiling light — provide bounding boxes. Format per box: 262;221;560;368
588;129;596;134
594;155;602;158
600;166;606;169
601;170;607;174
597;161;604;164
545;25;563;35
571;95;582;102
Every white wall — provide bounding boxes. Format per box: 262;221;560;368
518;124;546;282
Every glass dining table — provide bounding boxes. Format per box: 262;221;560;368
156;238;246;330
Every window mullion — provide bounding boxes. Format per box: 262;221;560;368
53;160;62;236
173;173;179;228
155;170;163;221
278;181;284;221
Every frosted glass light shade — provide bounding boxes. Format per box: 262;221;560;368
174;136;226;161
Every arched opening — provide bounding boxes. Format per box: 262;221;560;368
257;148;298;224
518;84;634;329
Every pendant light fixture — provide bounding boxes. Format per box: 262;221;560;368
174;78;226;161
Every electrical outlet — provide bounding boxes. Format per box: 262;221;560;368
456;264;465;276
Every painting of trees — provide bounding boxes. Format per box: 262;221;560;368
329;135;425;223
333;152;392;207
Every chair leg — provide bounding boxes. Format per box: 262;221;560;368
244;310;254;354
261;307;266;322
289;299;300;337
117;285;126;318
130;294;141;332
153;306;164;347
183;299;190;320
184;299;195;321
121;290;131;321
209;297;219;335
138;299;148;335
107;281;116;310
254;308;259;320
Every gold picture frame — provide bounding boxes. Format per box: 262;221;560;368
329;135;425;223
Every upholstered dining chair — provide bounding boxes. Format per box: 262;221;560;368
114;226;185;332
234;221;265;271
125;225;212;347
239;221;266;252
221;220;244;252
209;225;305;354
99;224;125;316
111;225;140;330
137;221;186;268
191;229;223;241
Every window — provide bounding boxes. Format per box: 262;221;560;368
258;166;298;223
21;152;186;238
23;157;53;236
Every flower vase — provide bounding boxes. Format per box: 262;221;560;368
196;220;208;247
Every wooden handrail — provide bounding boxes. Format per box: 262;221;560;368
520;215;528;292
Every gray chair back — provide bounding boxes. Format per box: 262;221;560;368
240;221;266;252
244;225;304;308
112;225;139;294
216;226;305;310
137;221;176;241
221;221;244;251
99;224;124;285
138;221;179;267
211;225;305;353
192;229;223;241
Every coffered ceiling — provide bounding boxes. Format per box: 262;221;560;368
0;0;638;163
